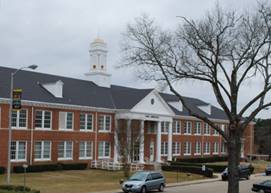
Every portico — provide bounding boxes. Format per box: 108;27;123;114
114;111;173;164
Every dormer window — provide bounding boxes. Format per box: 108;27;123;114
41;80;64;98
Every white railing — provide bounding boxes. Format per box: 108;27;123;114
91;160;145;171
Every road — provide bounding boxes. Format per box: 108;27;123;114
165;174;270;193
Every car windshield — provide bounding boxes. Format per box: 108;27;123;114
128;172;148;181
261;180;271;186
268;165;271;168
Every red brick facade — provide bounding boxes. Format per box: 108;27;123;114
0;103;254;168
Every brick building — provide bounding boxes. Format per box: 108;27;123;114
0;38;254;168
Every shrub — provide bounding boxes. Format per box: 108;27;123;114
0;167;5;174
175;156;228;163
13;163;88;173
0;185;39;193
162;165;213;177
170;162;227;173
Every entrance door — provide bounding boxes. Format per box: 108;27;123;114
133;142;140;162
149;141;154;162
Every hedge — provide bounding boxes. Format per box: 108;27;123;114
170;162;227;173
0;185;40;193
162;165;213;177
13;163;88;173
175;156;228;163
0;167;5;174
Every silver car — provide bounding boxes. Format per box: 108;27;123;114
122;171;165;193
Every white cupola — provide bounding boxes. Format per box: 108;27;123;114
85;37;111;88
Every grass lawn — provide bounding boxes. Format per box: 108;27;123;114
0;170;206;193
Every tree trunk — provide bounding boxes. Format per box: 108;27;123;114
227;128;241;193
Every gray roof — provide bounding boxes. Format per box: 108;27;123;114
0;66;227;120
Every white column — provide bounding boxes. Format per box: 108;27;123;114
167;121;173;161
156;121;161;163
113;119;119;163
139;120;145;163
127;119;132;163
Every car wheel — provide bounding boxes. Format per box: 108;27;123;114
141;186;147;193
266;172;269;176
246;175;250;180
158;184;164;192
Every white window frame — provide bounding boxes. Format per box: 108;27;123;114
98;115;111;132
161;141;168;156
58;141;73;160
59;112;74;131
98;141;111;159
194;141;201;155
11;109;28;129
80;113;94;132
221;141;227;154
194;122;202;135
172;142;181;156
184;121;192;135
204;142;210;155
183;141;191;156
173;120;181;135
79;141;93;160
213;142;219;155
213;125;220;136
35;110;52;130
10;141;27;162
204;123;210;135
34;141;51;161
161;122;169;134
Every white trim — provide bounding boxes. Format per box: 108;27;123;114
35;110;52;130
11;109;28;130
58;141;73;160
34;141;51;161
98;141;111;159
79;141;93;160
10;141;27;162
79;113;94;132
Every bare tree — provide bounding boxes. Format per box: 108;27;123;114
116;120;142;178
120;3;271;193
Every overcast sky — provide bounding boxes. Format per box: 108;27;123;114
0;0;270;119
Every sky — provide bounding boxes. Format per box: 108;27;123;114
0;0;270;119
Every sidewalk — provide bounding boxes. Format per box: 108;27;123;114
91;174;221;193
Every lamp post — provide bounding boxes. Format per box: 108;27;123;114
6;65;38;185
22;164;28;193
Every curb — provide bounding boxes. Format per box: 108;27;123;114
166;178;220;188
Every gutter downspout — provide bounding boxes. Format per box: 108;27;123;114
30;107;34;165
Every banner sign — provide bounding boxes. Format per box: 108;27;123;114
12;89;22;110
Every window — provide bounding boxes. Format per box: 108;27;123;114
204;142;210;155
58;141;73;160
10;141;26;161
35;110;52;130
35;141;51;161
161;141;168;156
184;121;192;135
213;142;219;154
204;123;210;135
80;113;93;131
173;120;181;134
148;122;156;134
195;141;201;155
79;141;93;159
184;141;191;155
98;115;111;132
59;112;73;130
12;109;27;129
98;141;110;158
161;122;169;134
172;142;180;155
221;141;227;154
213;124;219;136
194;122;201;135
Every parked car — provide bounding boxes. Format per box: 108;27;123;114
265;165;271;176
121;171;165;193
221;165;251;181
252;180;271;193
